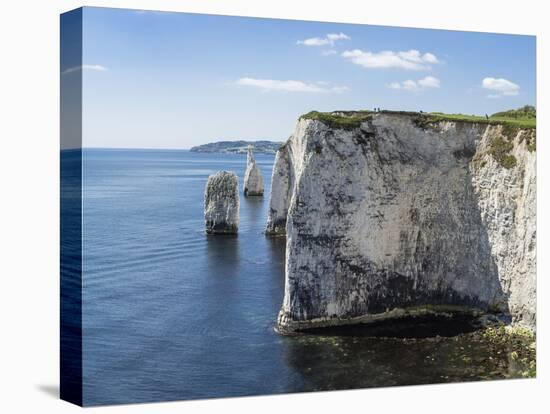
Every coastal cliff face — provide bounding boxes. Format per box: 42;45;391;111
268;112;536;333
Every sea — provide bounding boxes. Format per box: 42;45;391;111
61;149;528;406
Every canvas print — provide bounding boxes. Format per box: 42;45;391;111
60;6;536;407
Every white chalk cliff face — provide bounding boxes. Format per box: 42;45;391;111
204;171;240;234
267;112;536;333
244;147;264;196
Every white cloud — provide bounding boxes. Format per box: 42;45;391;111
422;53;439;64
327;33;350;42
321;49;338;56
297;32;350;47
298;38;329;46
62;64;108;75
418;76;441;88
236;77;348;93
341;49;439;70
387;76;441;92
482;77;520;97
402;80;419;91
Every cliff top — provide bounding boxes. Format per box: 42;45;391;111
300;107;536;131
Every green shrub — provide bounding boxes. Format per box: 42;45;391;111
489;137;517;168
492;105;536;119
521;129;536;152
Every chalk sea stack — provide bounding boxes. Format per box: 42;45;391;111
204;171;240;234
243;146;264;196
268;111;536;334
266;142;293;236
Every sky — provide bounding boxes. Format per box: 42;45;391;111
66;7;535;149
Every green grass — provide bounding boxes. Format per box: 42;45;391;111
300;110;373;131
300;108;535;131
426;112;536;129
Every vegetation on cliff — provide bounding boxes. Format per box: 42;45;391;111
301;106;536;130
426;111;535;129
522;128;536;152
487;137;518;169
492;105;536;120
300;107;535;169
300;110;373;131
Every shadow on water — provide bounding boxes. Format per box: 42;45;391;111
203;233;243;322
205;233;241;272
241;195;265;230
265;235;287;301
280;313;526;392
265;236;286;269
299;313;481;338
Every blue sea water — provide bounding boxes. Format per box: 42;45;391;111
70;149;527;406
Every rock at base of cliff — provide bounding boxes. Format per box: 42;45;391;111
204;171;239;234
265;218;287;236
244;146;264;196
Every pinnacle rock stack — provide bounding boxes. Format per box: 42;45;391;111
267;111;536;333
243;146;264;196
266;142;293;235
204;171;240;234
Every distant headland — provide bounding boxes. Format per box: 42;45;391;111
190;140;283;154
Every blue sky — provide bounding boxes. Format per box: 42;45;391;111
71;7;535;149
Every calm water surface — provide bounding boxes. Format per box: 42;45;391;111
77;149;526;406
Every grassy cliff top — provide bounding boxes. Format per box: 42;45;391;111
300;110;373;130
426;111;535;129
300;107;536;130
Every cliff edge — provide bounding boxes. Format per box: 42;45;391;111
267;111;536;333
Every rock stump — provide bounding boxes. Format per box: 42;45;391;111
204;171;239;234
244;146;264;196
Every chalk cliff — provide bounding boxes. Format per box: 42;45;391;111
267;111;536;333
244;146;265;196
204;171;240;234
